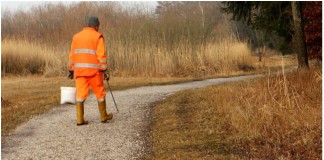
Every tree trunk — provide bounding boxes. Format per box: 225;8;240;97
291;1;309;69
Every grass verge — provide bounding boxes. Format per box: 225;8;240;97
152;67;321;159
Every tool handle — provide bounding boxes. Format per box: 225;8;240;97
107;80;119;112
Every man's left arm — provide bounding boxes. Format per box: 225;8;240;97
97;36;107;71
97;36;109;80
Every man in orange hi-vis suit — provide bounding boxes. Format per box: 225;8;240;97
68;16;112;125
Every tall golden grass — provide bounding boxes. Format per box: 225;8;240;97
2;38;253;77
1;39;67;77
224;68;321;159
152;67;321;159
110;39;253;77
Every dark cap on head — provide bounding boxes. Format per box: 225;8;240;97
88;16;100;27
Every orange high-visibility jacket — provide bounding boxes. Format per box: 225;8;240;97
69;27;107;77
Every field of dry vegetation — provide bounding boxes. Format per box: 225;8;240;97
1;2;261;137
152;67;321;159
1;2;255;77
1;2;320;158
1;38;253;78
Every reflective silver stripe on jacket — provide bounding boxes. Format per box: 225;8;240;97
74;49;96;54
74;63;100;68
97;98;105;102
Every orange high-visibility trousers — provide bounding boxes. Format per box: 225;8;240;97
76;73;106;102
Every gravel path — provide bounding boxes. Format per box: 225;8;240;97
2;75;261;160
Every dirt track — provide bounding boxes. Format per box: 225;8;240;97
2;75;261;159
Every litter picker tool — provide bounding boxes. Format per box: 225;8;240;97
106;80;119;112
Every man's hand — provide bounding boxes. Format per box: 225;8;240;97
68;71;74;79
101;70;110;81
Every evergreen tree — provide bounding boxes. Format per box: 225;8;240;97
222;2;309;68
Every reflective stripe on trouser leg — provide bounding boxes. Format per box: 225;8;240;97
89;73;106;101
76;77;91;102
76;98;85;103
97;98;105;102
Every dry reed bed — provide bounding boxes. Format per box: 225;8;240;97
2;39;253;77
111;40;252;77
1;39;67;77
152;67;321;159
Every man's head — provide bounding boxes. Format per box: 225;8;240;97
87;16;100;31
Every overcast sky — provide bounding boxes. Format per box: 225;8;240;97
1;1;157;13
1;1;78;12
